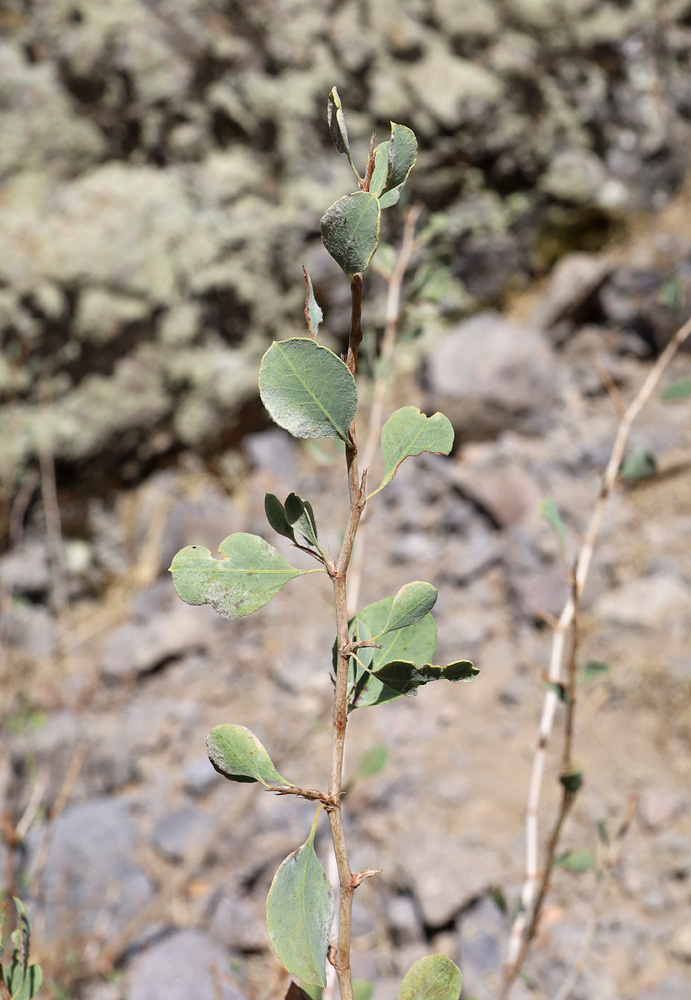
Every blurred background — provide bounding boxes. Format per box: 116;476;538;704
1;1;690;999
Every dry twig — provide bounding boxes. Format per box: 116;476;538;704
501;315;691;996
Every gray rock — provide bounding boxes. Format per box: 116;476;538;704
243;429;300;486
100;602;213;681
0;539;52;597
531;253;614;333
32;797;154;941
183;756;218;797
458;895;506;993
127;929;246;1000
638;787;687;831
424;312;561;443
596;573;691;629
209;893;267;953
387;894;423;945
152;805;215;862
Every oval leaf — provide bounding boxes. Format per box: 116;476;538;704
340;595;438;710
398;954;462;1000
267;810;334;988
321;191;381;277
384;581;438;633
370;123;418;209
285;493;319;548
259;338;357;443
207;724;293;786
370;407;454;497
265;494;296;542
170;533;309;619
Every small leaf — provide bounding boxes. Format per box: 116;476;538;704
285;493;319;549
658;276;683;313
259;338;357;443
369;123;418;209
554;848;594;873
170;533;310;619
327;86;360;182
619;447;657;481
662;377;691;400
206;724;293;787
384;582;439;633
582;660;610;682
398;954;462;1000
373;659;478;697
539;496;566;547
370;407;454;497
321;191;381;277
267;809;335;988
355;743;388;781
302;267;323;339
265;494;296;543
559;769;583;794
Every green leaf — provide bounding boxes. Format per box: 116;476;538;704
259;338;357;443
370;406;454;498
4;899;42;1000
267;809;335;988
355;743;388;781
206;724;293;787
544;679;570;704
170;533;311;619
302;266;323;339
340;595;438;710
265;494;297;543
369;123;417;209
372;659;478;697
559;769;583;794
321;191;381;277
398;954;462;1000
327;86;360;182
658;276;683;313
384;582;438;633
554;848;594;873
662;377;691;400
285;493;320;549
539;496;566;547
582;660;610;682
619;447;657;481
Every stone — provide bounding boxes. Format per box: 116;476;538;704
424;312;561;442
74;289;150;345
387;894;422;945
0;539;52;597
638;787;686;830
32;797;154;941
539;149;610;205
100;601;213;681
152;805;215;862
450;456;543;529
531;253;614;332
671;923;691;962
458;895;505;994
183;756;218;797
209;893;267;953
596;573;691;629
127;929;247;1000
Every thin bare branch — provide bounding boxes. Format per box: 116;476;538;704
502;315;691;995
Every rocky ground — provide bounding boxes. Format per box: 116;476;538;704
1;2;691;1000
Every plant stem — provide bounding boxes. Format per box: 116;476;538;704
326;272;368;1000
503;313;691;996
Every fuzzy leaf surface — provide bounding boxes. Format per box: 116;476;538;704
285;493;319;548
302;266;323;339
327;86;359;180
398;954;462;1000
373;659;478;697
321;191;381;277
265;494;296;543
206;724;293;786
384;581;438;633
341;595;437;710
170;533;309;619
370;407;454;497
369;123;417;208
259;338;357;442
266;811;334;988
